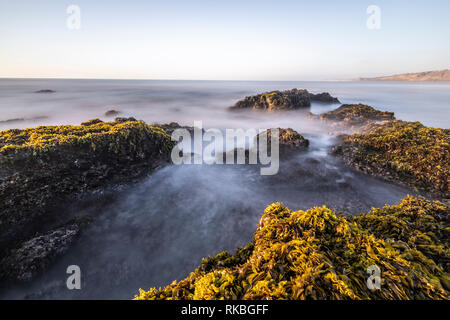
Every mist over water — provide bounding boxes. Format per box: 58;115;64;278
0;79;447;299
0;79;449;129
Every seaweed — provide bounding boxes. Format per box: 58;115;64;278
334;120;449;199
135;196;449;300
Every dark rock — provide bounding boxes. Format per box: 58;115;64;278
255;128;309;151
217;128;309;164
309;92;340;103
114;117;137;123
230;89;311;111
0;116;49;125
0;118;25;124
307;104;396;135
319;104;395;122
34;89;55;93
0;222;83;282
104;110;121;117
0;118;174;251
229;89;340;111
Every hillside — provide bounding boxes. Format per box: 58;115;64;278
355;70;450;82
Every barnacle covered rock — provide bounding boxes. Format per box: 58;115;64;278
333;120;449;200
135;196;449;300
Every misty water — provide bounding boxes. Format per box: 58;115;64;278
0;79;449;299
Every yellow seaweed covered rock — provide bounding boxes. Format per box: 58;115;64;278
0;118;174;249
229;89;338;111
334;120;449;200
135;196;449;300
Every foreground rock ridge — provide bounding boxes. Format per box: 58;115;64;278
0;118;175;281
230;89;339;111
135;196;449;300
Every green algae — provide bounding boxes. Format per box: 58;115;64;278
0;118;175;248
319;104;395;122
135;196;449;300
334;120;449;199
0;118;174;169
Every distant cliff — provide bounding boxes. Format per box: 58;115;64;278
355;69;450;82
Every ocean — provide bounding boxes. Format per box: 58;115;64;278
0;79;448;299
0;79;449;130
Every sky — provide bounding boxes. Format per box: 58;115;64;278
0;0;449;80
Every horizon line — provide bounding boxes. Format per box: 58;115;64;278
0;76;353;82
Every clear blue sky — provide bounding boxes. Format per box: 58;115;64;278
0;0;449;80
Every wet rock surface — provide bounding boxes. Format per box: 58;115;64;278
309;92;340;103
0;118;176;281
0;220;85;282
229;89;339;111
257;128;310;151
217;128;309;164
307;103;395;134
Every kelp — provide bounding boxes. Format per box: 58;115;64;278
135;196;449;300
334;120;449;199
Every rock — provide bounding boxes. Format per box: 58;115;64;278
255;128;309;152
309;92;340;103
135;196;449;300
0;222;83;282
307;104;396;134
155;121;201;136
114;117;137;123
104;110;121;117
0;118;25;124
0;116;49;125
229;89;340;111
217;128;309;164
333;120;449;200
0;118;175;250
230;89;311;111
319;104;395;122
34;89;55;93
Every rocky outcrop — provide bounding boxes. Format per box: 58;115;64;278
309;92;340;103
0;118;174;253
0;220;85;282
135;196;449;300
255;128;309;152
219;128;309;164
0;116;48;125
333;121;449;200
104;110;121;117
307;104;395;134
34;89;55;93
229;89;339;111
